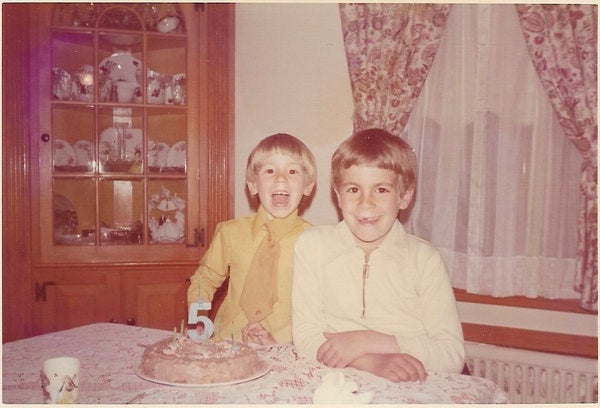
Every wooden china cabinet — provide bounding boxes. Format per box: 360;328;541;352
2;3;234;342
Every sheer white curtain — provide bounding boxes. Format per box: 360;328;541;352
402;4;582;299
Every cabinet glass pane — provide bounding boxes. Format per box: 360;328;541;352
52;4;186;33
52;105;95;172
147;36;186;105
53;179;96;245
98;6;143;31
52;30;94;102
97;41;143;104
98;107;143;174
99;179;143;245
148;180;186;244
147;107;186;174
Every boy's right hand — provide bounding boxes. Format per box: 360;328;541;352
241;322;276;345
317;330;401;368
317;331;367;367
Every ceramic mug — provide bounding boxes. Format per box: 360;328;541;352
41;356;80;404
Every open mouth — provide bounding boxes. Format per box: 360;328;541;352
357;216;379;225
272;191;290;206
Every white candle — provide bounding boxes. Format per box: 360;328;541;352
231;325;239;351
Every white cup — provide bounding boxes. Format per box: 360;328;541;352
116;81;138;103
41;357;80;404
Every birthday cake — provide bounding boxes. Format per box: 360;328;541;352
139;336;268;385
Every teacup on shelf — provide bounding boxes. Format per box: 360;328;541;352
52;67;72;100
114;81;139;103
156;16;181;33
147;70;164;104
72;64;94;102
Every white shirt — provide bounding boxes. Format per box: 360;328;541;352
292;220;465;373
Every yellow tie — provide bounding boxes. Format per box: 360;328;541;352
240;221;279;322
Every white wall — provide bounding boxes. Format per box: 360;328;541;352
234;4;597;338
235;3;352;225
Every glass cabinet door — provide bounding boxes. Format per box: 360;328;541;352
39;3;204;263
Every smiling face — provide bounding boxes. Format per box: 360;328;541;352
247;152;315;219
335;165;413;254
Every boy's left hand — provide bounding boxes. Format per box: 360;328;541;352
242;322;276;345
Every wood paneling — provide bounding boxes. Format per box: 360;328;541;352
2;4;34;343
205;5;235;243
121;268;193;330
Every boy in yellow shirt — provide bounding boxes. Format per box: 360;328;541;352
188;133;316;345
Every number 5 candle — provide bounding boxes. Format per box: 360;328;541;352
187;298;214;341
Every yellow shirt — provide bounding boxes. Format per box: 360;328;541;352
187;205;311;343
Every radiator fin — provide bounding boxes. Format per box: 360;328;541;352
465;341;598;403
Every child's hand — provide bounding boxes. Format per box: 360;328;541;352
241;322;276;345
317;331;369;367
356;353;427;382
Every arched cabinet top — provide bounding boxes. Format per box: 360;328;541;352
52;3;186;34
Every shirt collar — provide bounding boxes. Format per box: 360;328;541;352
251;205;300;238
337;219;408;254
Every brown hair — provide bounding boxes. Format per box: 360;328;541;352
246;133;317;185
331;128;416;192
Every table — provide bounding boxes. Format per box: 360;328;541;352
3;323;509;404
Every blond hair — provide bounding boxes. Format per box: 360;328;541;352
331;128;416;192
246;133;317;184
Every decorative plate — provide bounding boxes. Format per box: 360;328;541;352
53;139;76;167
73;140;94;167
148;141;170;168
166;141;186;168
135;361;270;388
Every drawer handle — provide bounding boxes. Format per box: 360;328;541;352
186;228;205;248
35;281;56;302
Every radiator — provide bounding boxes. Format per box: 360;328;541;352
464;341;598;403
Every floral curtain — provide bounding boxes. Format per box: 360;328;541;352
339;3;451;134
516;4;598;311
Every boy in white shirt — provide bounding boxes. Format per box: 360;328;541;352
292;128;464;382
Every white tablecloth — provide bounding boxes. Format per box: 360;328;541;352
3;323;508;404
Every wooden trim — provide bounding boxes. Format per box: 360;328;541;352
2;4;34;343
32;262;199;271
462;322;598;359
454;288;596;315
205;4;235;243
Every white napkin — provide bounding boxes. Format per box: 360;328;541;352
313;370;374;404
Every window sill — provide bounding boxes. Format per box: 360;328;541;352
454;288;597;315
454;288;597;358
